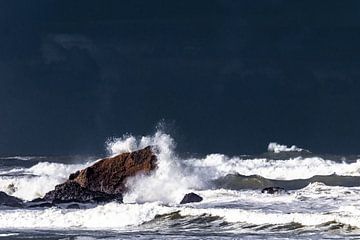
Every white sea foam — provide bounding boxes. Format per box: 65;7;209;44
0;162;91;200
0;131;360;232
187;155;360;180
104;131;360;205
180;207;360;227
267;142;304;153
106;135;139;155
0;193;359;230
0;202;173;229
119;131;205;204
2;131;357;203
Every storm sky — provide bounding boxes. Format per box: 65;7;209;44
1;1;360;155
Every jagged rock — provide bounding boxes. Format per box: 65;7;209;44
69;146;157;194
180;192;203;204
261;187;287;194
0;191;23;207
43;181;123;204
38;146;157;205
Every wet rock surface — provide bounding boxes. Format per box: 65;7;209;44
180;192;203;204
37;146;157;205
261;187;287;194
69;146;157;194
0;191;23;207
42;181;123;203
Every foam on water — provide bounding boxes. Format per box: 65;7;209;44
115;132;205;204
0;185;359;230
1;131;360;235
267;142;304;153
104;131;360;205
0;202;173;229
0;162;92;200
186;154;360;180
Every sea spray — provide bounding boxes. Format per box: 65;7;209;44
0;162;93;200
108;131;206;204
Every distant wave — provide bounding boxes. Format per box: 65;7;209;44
1;131;360;203
267;142;306;153
0;130;360;235
0;156;44;161
213;173;360;190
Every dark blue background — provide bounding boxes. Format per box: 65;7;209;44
1;1;360;155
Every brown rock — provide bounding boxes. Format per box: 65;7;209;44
69;146;157;195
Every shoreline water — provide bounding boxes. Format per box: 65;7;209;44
0;132;359;239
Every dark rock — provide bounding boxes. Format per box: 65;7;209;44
43;181;123;204
0;191;23;207
69;146;157;194
261;187;287;194
66;203;80;209
26;201;54;208
180;192;203;204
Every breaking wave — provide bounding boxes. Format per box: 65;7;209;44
0;185;359;230
0;162;93;200
1;130;360;203
267;142;305;153
1;130;360;236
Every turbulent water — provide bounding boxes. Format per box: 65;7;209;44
1;132;360;239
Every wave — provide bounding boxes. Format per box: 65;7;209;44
0;131;360;235
0;162;92;201
120;132;205;204
0;156;45;161
0;199;358;230
186;154;360;180
267;142;305;153
2;131;360;204
102;131;360;204
213;173;360;190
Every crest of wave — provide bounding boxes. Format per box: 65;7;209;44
106;131;205;204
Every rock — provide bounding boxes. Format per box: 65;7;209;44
7;183;17;194
38;146;157;205
43;181;123;204
66;203;80;209
26;200;54;208
180;192;203;204
261;187;287;194
0;191;23;207
69;146;157;194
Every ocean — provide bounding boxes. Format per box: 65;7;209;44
0;131;359;239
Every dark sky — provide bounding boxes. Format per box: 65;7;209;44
1;0;360;155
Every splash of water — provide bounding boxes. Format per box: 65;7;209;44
107;131;205;204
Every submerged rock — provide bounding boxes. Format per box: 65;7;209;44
0;191;23;207
261;187;287;194
39;146;157;205
213;174;273;190
180;192;203;204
